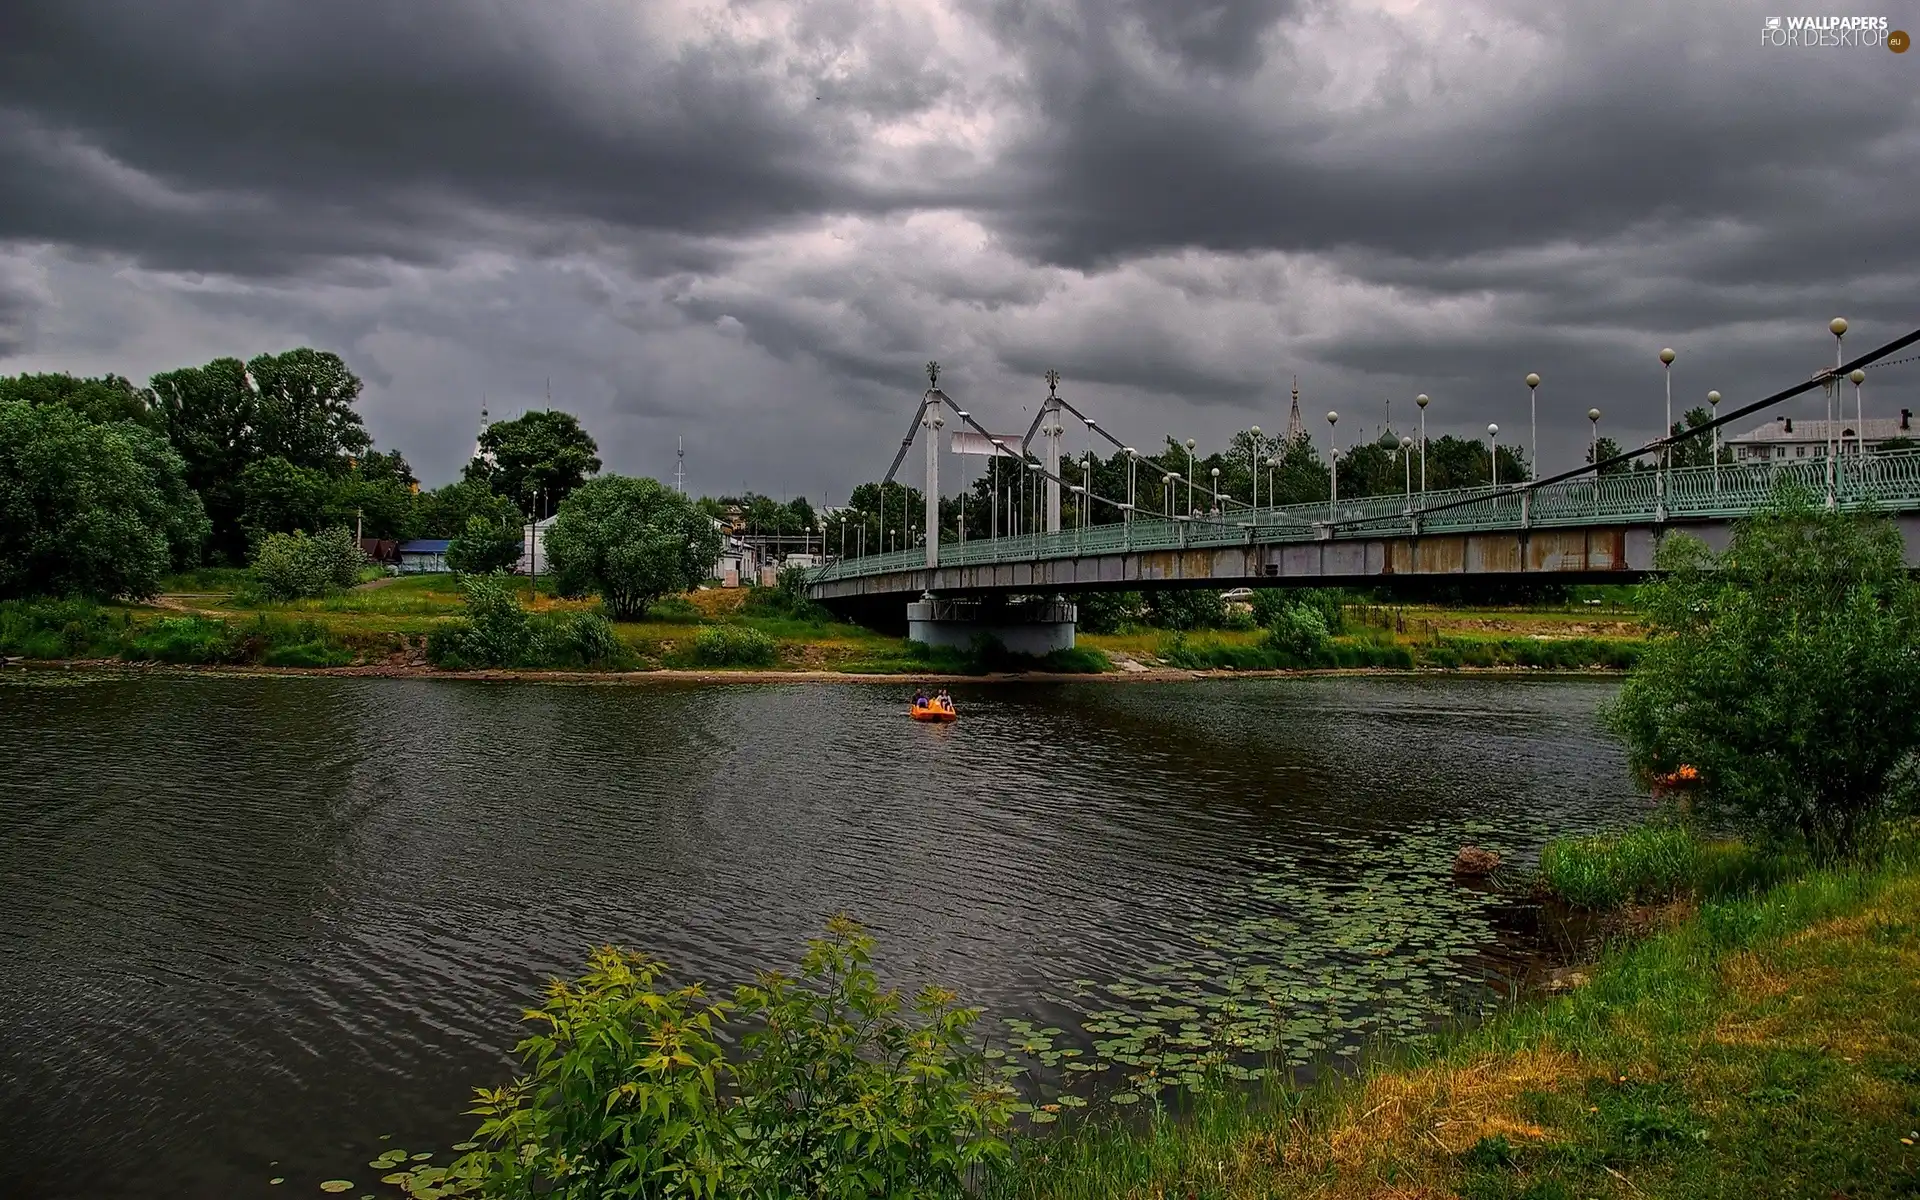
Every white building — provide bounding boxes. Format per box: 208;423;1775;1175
1725;409;1916;464
712;518;759;586
518;515;557;576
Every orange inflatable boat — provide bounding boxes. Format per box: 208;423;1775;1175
910;700;957;722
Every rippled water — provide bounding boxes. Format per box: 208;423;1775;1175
0;671;1634;1198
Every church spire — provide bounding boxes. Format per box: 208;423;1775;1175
1286;377;1303;441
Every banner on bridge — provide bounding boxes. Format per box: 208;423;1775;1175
950;430;1028;458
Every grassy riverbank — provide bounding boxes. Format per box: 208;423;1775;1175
2;578;1647;677
989;834;1920;1200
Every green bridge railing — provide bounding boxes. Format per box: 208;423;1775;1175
811;449;1920;585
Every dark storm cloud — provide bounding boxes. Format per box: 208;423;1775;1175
1;0;1917;493
0;0;931;275
980;3;1920;273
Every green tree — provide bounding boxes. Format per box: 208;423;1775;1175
464;410;602;516
150;349;373;561
445;515;524;574
1606;495;1920;858
322;449;421;541
0;372;157;427
542;475;722;619
1587;435;1632;475
238;456;331;545
245;348;372;468
0;401;209;599
414;479;521;539
1146;588;1227;630
1668;406;1719;469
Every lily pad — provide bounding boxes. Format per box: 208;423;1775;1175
320;1182;354;1194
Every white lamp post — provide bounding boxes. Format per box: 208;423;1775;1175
1326;411;1340;518
1828;318;1847;507
1399;435;1414;511
1588;408;1602;468
1707;390;1721;494
1185;437;1197;517
1415;393;1430;493
1487;423;1500;488
1658;347;1676;519
1525;373;1541;478
1249;425;1262;515
1850;369;1867;461
1209;466;1221;516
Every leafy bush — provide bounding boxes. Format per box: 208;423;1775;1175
429;575;629;670
692;625;778;667
534;611;625;668
1606;496;1920;858
251;527;365;600
422;919;1011;1200
1265;604;1331;662
1537;823;1704;909
446;515;524;575
542;476;723;619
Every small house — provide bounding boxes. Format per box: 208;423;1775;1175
397;538;452;574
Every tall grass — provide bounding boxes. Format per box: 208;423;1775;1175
1537;823;1702;908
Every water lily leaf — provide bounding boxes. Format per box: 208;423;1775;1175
1109;1092;1141;1105
319;1182;354;1193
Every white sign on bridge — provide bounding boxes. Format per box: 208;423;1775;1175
949;430;1027;458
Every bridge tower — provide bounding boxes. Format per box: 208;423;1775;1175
1043;370;1064;534
922;362;945;568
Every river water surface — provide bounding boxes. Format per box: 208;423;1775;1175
1;672;1635;1198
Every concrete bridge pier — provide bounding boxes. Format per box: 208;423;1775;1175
906;595;1078;654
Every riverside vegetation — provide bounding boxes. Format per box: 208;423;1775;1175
0;568;1647;677
323;500;1916;1200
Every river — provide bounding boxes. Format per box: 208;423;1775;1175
0;671;1635;1198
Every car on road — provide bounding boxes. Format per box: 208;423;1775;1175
1221;588;1255;601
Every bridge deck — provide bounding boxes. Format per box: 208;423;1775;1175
811;452;1920;597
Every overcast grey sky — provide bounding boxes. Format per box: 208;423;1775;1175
3;0;1917;498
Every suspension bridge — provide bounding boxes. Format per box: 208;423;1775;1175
808;323;1920;650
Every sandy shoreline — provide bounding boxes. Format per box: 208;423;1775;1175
3;658;1628;686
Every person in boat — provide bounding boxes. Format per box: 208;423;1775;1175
935;689;953;711
914;689;930;708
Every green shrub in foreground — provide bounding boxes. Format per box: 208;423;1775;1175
1607;496;1920;858
692;624;778;667
409;918;1011;1200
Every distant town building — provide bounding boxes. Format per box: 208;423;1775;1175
518;515;557;576
1725;409;1916;463
397;539;452;574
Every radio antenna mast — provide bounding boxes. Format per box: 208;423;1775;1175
675;436;685;494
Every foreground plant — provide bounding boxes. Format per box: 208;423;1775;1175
405;917;1012;1200
1608;495;1920;859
